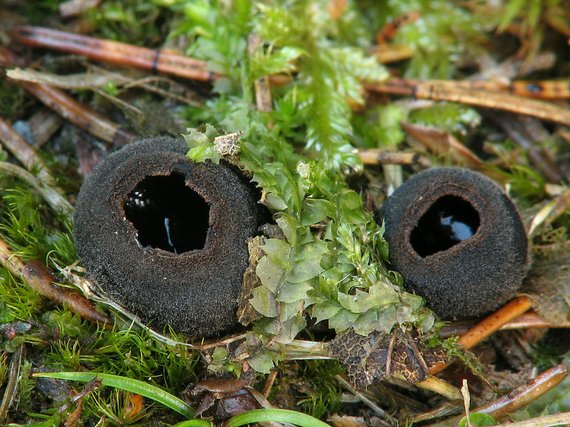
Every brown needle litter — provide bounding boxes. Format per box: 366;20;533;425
11;25;214;82
1;47;135;146
367;79;570;127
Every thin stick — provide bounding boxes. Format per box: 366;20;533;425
473;363;567;419
429;296;533;375
248;34;273;112
0;345;23;422
262;370;278;398
440;311;570;337
358;150;419;165
415;376;462;401
414;84;570;127
11;26;213;82
0;117;56;185
458;296;533;350
428;364;568;427
367;78;570;100
504;412;570;427
367;81;570;126
15;80;134;146
335;374;397;423
0;239;111;325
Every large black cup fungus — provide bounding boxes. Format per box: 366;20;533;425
74;136;261;336
378;168;529;318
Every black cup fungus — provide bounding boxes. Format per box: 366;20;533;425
74;136;261;336
377;168;529;318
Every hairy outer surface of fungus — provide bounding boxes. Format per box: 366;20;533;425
74;136;261;336
378;168;529;318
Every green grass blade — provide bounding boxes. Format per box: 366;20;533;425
33;371;195;418
224;408;330;427
171;421;213;427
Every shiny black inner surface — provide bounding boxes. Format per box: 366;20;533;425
124;173;210;254
410;195;480;257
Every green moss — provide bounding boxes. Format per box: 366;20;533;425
296;360;343;419
0;82;25;121
85;0;174;46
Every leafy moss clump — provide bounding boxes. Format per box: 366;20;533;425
180;1;435;362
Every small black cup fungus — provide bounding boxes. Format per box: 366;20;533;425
378;168;529;318
74;136;261;336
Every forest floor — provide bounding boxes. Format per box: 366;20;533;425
1;1;570;426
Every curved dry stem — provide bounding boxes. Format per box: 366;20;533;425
0;161;72;216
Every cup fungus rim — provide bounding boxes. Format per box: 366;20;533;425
378;167;529;318
73;136;262;336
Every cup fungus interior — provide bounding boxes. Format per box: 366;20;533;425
410;195;480;257
123;172;210;254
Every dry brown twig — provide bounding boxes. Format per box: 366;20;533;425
248;33;273;113
429;296;534;375
12;25;570;127
0;345;23;422
367;80;570;127
0;238;111;325
11;26;213;82
1;47;135;146
428;363;568;426
358;149;420;165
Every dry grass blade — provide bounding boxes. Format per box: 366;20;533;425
415;376;462;401
528;189;570;237
504;412;570;427
8;67;202;107
0;117;58;186
0;345;23;422
370;44;414;64
0;161;72;215
7;67;123;89
401;122;484;168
